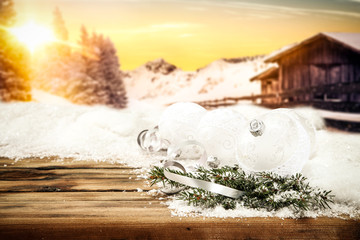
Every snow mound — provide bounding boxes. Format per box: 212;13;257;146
0;100;164;167
32;88;72;105
124;56;272;104
0;100;359;218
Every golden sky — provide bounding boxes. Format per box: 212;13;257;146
13;0;360;71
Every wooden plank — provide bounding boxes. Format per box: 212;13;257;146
0;158;359;239
0;202;167;218
0;193;359;239
0;191;156;201
0;168;139;180
0;178;151;192
0;159;150;192
0;216;359;240
0;192;359;240
0;157;137;169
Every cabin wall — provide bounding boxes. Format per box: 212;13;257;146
278;37;360;102
261;79;279;104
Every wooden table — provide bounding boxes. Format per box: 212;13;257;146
0;157;359;240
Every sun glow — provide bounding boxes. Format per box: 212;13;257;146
9;21;56;53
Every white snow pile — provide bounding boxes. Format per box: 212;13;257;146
0;98;165;168
0;97;359;218
124;57;270;104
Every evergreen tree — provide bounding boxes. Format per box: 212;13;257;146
98;37;127;108
53;7;68;41
74;27;107;105
76;29;127;108
52;7;69;56
32;6;70;96
33;20;127;109
80;25;89;49
77;30;127;108
0;0;31;101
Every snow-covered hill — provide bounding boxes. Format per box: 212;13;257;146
124;57;272;104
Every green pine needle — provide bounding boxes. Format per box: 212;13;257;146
148;165;334;212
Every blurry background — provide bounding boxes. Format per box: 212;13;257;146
0;0;359;130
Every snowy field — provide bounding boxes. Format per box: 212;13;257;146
125;57;268;104
1;92;360;218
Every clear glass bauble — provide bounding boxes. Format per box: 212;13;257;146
138;126;169;153
197;109;247;166
236;108;312;176
158;102;207;145
167;140;207;170
294;110;317;158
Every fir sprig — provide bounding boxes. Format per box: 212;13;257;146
148;165;334;212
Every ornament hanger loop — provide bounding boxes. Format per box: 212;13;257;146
249;119;265;137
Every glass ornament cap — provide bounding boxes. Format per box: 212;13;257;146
236;108;311;176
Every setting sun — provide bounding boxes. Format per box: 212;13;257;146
9;21;56;53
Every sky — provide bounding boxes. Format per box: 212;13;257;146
13;0;360;71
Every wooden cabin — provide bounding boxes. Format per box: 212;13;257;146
250;66;279;104
253;32;360;111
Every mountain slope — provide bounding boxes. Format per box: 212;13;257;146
124;56;273;104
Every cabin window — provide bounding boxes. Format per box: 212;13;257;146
310;65;326;86
266;81;272;94
350;93;360;102
324;93;341;102
355;65;360;82
261;82;267;93
313;93;324;101
329;65;341;84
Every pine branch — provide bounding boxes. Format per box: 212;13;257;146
148;165;334;212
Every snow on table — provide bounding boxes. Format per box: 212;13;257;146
0;100;359;219
0;157;359;240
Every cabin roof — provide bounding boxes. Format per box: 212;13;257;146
250;66;278;82
265;32;360;63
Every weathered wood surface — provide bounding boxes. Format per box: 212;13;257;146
0;157;359;240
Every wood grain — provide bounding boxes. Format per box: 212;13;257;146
0;157;136;169
0;157;359;240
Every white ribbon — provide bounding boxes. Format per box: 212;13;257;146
164;161;244;199
138;128;244;198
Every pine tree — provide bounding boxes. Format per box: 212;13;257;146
0;0;31;101
52;7;69;56
74;27;106;105
80;25;89;49
76;29;127;108
33;20;127;108
32;6;70;96
98;37;127;108
90;33;110;105
53;7;68;41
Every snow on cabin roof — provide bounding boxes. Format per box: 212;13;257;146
265;32;360;63
323;32;360;51
264;43;298;63
250;66;278;82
